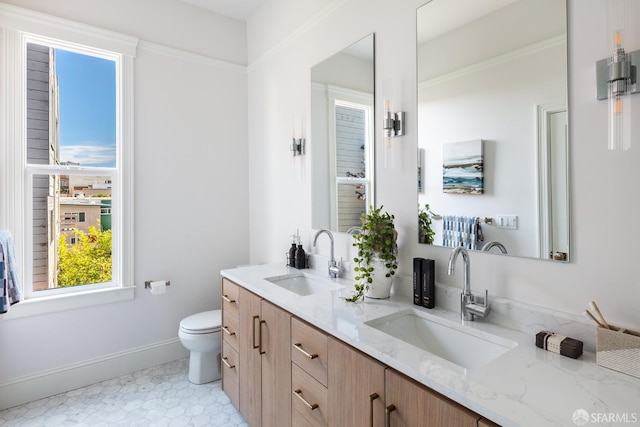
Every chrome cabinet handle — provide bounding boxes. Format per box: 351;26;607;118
369;393;379;427
222;326;235;336
293;389;319;410
385;404;396;427
293;343;318;359
221;357;235;369
222;294;236;304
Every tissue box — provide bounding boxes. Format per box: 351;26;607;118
596;325;640;379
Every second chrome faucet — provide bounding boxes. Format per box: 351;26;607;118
447;247;490;321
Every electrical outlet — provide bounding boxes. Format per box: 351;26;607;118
497;215;517;229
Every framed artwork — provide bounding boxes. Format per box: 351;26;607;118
443;139;484;194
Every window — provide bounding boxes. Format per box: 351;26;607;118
0;5;137;317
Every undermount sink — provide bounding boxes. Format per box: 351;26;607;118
264;272;344;296
365;309;517;370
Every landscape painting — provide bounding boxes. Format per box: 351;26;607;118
443;140;484;194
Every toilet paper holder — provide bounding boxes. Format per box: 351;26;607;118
145;280;171;289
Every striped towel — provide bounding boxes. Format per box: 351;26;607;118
442;216;482;250
1;230;22;314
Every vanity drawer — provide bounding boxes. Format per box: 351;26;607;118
292;362;328;427
292;317;328;386
221;310;239;351
222;278;240;315
221;342;240;410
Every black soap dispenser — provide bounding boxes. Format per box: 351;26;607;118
294;235;306;269
288;234;297;267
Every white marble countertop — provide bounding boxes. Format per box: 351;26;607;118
221;264;640;427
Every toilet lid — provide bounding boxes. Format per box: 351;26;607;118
180;310;221;334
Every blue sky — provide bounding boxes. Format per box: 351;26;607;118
55;49;116;168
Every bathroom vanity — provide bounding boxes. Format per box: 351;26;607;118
220;264;639;427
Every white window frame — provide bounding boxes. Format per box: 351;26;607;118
0;4;138;318
325;85;375;231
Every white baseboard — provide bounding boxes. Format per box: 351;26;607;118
0;338;189;410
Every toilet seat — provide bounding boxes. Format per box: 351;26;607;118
180;310;221;335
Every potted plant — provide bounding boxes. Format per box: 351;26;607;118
345;205;398;302
418;203;435;244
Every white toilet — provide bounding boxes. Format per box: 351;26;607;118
179;310;222;384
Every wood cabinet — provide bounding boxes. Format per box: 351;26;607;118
222;278;501;427
385;369;480;427
328;338;385;427
223;279;292;427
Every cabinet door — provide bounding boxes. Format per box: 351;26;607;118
239;287;262;427
328;338;385;427
261;300;292;427
385;369;479;427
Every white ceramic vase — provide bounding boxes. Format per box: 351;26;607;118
365;257;393;299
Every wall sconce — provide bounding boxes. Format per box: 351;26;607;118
596;0;639;150
383;101;405;138
291;137;305;156
291;116;305;156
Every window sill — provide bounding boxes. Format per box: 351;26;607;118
2;286;135;320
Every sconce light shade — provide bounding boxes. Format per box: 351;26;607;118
596;0;638;150
607;30;633;150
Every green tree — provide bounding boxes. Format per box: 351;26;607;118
58;225;112;287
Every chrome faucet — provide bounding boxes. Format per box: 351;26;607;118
313;229;342;278
481;241;508;254
447;247;490;321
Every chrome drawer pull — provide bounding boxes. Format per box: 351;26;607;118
293;343;318;359
222;294;236;304
293;389;319;410
221;357;235;369
222;326;235;336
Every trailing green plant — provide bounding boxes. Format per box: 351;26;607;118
418;203;435;244
345;205;398;302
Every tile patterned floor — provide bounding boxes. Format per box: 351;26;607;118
0;358;248;427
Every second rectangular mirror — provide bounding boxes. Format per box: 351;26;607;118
417;0;570;261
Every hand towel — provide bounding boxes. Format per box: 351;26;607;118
0;230;22;314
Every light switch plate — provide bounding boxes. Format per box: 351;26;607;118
497;215;517;229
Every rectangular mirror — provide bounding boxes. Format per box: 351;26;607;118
311;34;375;233
417;0;570;261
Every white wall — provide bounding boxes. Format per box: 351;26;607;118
0;0;249;405
246;0;640;330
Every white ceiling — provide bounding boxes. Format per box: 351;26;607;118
179;0;266;21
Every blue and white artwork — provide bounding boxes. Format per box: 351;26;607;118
443;140;484;194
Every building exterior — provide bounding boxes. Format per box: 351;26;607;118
27;42;60;291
